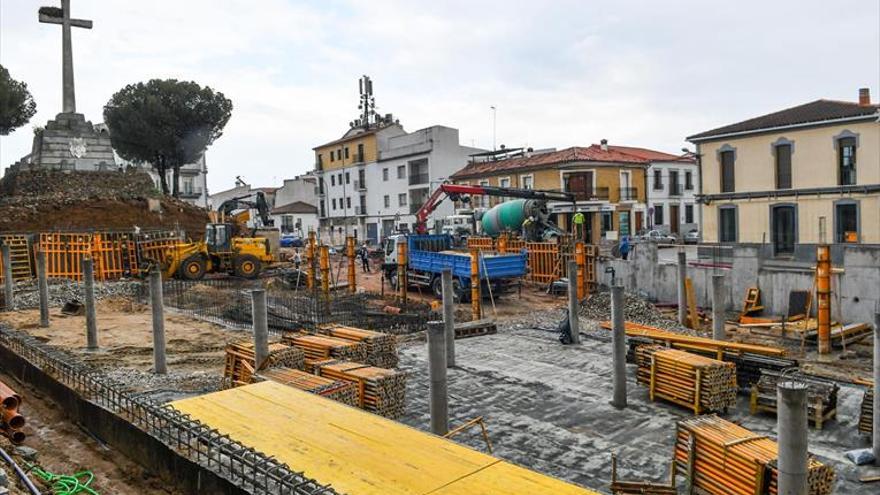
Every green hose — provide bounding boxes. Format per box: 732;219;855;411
26;464;100;495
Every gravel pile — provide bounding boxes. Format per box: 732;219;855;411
579;290;687;331
104;368;221;398
9;278;143;309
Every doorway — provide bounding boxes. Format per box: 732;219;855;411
771;205;796;256
669;204;680;234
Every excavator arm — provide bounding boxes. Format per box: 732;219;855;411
414;183;574;234
216;191;275;229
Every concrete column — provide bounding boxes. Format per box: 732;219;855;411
149;269;167;374
252;289;269;370
37;251;49;327
777;381;808;495
611;284;627;408
441;269;456;368
2;245;12;311
874;313;880;465
677;250;688;326
567;261;580;345
82;257;98;350
711;274;726;341
427;321;448;435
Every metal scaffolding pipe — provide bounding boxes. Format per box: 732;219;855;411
711;274;726;341
874;313;880;465
611;284;627;408
2;245;12;311
575;241;587;300
149;269;167;374
677;250;688;326
319;245;330;304
82;257;97;350
777;380;808;495
397;239;408;305
36;250;49;327
252;289;269;370
816;245;831;354
346;236;356;293
567;261;580;345
441;269;456;368
469;247;481;320
427;320;448;435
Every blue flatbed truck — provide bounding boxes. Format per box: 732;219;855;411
382;234;527;300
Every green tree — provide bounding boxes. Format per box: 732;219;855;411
103;79;232;196
0;65;37;135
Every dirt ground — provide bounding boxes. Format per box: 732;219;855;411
0;371;181;495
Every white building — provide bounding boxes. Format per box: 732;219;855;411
271;174;320;235
645;154;700;235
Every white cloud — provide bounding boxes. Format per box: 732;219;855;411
1;0;878;193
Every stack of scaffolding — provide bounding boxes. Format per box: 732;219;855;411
316;324;399;368
635;346;737;414
314;360;407;418
860;388;874;435
222;342;305;388
256;367;358;407
750;370;838;429
675;415;834;495
282;332;368;363
0;380;26;445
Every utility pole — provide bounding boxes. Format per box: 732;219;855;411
490;105;497;151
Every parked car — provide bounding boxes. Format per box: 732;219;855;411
636;229;678;244
683;229;700;244
280;234;303;248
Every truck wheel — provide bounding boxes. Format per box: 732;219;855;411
178;256;206;280
453;279;466;303
431;276;444;298
234;255;262;279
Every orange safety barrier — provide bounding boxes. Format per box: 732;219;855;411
466;237;495;251
39;233;92;281
91;233;138;280
136;231;183;269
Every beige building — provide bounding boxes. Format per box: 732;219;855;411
688;89;880;258
450;142;690;243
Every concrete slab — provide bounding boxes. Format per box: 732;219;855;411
399;328;877;494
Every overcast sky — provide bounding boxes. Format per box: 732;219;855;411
1;0;878;193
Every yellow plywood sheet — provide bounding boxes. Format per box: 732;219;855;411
170;381;597;495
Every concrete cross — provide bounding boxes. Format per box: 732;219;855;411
39;0;93;114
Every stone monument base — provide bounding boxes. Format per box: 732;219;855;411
17;112;116;172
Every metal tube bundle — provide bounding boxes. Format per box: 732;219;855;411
314;360;407;419
315;324;398;368
222;342;305;388
258;367;358;407
634;346;736;414
0;379;26;445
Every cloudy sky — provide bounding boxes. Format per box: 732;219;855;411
1;0;878;192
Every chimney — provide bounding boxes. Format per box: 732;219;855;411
600;139;608;151
859;88;871;106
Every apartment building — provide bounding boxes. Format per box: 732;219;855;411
688;88;880;259
646;154;700;235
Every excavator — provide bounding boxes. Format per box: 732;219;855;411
156;192;276;280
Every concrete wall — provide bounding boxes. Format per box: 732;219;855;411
597;243;880;324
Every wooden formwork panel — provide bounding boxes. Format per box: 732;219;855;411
0;234;33;282
39;233;92;281
91;233;138;280
466;237;494;251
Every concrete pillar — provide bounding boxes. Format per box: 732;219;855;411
36;251;49;327
149;269;167;374
567;261;580;345
252;289;269;370
711;274;726;341
2;245;12;311
874;313;880;465
611;284;627;408
427;320;448;435
441;269;456;368
677;250;688;326
777;381;809;495
82;257;98;350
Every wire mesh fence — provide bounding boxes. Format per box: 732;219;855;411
0;327;341;495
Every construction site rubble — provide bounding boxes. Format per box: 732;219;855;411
10;278;141;310
579;290;685;331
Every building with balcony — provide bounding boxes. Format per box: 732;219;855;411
450;141;688;243
688;88;879;259
646;153;700;236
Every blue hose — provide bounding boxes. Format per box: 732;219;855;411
0;445;42;495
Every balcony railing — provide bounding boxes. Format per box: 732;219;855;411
669;183;683;196
353;153;365;164
354;180;367;191
179;188;203;199
354;206;367;216
566;187;610;201
409;173;430;186
619;187;638;201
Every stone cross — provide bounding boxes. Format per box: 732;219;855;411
39;0;92;114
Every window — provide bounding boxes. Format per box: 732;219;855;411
338;173;343;185
653;204;664;225
835;201;859;243
775;144;792;189
653;169;663;190
685;171;693;190
408;159;429;185
344;147;349;159
397;165;406;179
685;204;694;224
346;197;351;209
345;172;350;184
838;137;856;185
669;170;680;195
331;198;337;210
771;205;796;255
719;206;737;243
521;175;533;189
357;143;364;161
331;175;335;186
317;154;323;166
720;150;735;193
398;193;407;206
330;150;335;162
382;168;389;181
383;195;390;208
601;212;613;233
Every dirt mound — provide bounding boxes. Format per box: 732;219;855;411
0;169;209;235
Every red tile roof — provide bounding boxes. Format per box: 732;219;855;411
450;144;689;179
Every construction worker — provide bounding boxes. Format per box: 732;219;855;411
292;248;302;270
619;235;631;260
522;216;536;241
572;210;586;241
359;242;371;273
